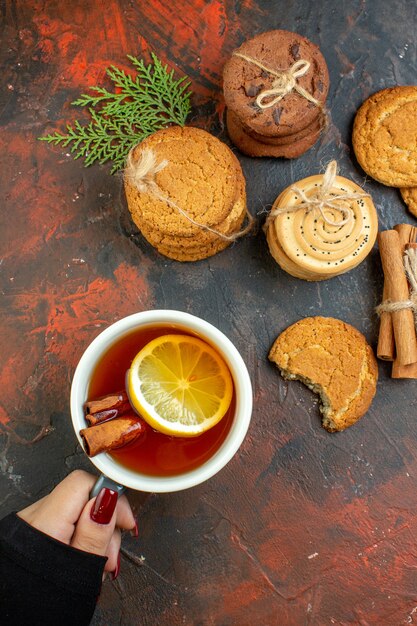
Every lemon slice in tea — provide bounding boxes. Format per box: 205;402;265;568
127;334;233;437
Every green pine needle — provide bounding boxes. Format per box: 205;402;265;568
39;53;192;174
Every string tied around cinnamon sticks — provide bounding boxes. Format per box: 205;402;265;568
264;160;369;230
233;52;320;110
125;148;255;242
376;247;417;320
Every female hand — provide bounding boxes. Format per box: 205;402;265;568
17;470;137;578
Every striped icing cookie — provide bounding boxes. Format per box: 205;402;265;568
267;172;378;280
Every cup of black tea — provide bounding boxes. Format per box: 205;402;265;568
71;310;252;494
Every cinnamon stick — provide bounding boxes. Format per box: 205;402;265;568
84;390;131;422
85;408;128;427
378;230;417;366
377;281;395;360
392;360;417;378
80;415;148;457
394;223;417;245
377;224;417;360
392;242;417;378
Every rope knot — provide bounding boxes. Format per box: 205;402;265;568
264;160;369;230
264;59;310;107
233;52;319;110
125;148;168;193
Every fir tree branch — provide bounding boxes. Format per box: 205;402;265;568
39;53;192;173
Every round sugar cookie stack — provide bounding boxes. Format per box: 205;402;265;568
124;126;250;262
223;30;329;159
265;167;378;281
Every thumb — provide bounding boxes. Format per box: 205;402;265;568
71;487;118;556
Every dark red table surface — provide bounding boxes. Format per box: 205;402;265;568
1;2;417;625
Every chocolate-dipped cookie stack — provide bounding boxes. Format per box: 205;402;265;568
223;30;329;158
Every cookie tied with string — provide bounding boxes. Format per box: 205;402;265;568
265;162;378;281
223;30;329;158
124;126;253;261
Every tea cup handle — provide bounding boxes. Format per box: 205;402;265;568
90;474;126;498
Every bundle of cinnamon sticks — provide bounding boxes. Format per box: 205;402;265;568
80;391;148;456
377;223;417;378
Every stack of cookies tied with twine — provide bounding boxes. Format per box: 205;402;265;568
352;86;417;218
124;126;254;262
265;161;378;281
223;30;329;158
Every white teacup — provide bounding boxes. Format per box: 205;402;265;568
70;310;252;494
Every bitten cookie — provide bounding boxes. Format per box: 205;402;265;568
269;317;378;432
352;86;417;187
400;187;417;218
223;30;329;139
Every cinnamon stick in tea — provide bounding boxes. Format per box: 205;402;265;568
378;230;417;366
84;390;130;415
80;415;148;457
84;390;131;426
392;242;417;379
85;408;128;426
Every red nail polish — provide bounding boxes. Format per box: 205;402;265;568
90;488;117;524
112;553;120;580
130;518;139;538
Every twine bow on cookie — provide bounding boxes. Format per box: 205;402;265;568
376;248;417;323
233;52;320;110
125;149;168;193
264;160;369;230
125;148;255;242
